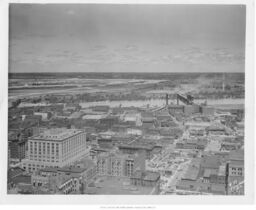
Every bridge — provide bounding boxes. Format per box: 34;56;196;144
164;93;194;106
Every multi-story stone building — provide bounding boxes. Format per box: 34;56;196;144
227;150;244;195
8;139;27;161
96;152;146;177
22;128;89;172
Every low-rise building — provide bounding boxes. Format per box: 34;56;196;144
220;142;240;151
176;157;228;195
176;138;207;150
118;143;154;160
31;158;96;194
131;170;160;194
227;150;244;177
34;112;50;121
200;106;215;116
206;125;226;135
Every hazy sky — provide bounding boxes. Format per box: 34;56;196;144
9;4;246;73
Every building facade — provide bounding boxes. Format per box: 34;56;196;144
96;152;146;177
8;139;27;161
22;128;89;172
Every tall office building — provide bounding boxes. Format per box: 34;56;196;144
8;139;27;161
22;128;89;172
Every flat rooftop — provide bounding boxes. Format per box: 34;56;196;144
86;176;157;195
31;128;84;141
118;143;154;150
218;165;226;176
182;165;200;181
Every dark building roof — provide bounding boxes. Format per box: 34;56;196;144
142;117;155;123
206;125;226;131
40;167;58;173
201;156;221;169
131;170;160;182
144;172;161;181
118;143;154;151
229;149;244;161
8;167;25;181
58;166;87;174
17;183;33;194
91;105;109;112
11;175;31;185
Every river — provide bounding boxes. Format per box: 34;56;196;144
80;98;244;109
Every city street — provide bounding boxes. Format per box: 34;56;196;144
160;159;191;194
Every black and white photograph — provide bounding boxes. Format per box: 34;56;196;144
0;0;255;206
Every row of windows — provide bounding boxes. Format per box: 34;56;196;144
29;158;59;162
62;149;84;161
231;172;243;175
62;136;86;154
231;167;242;171
30;155;59;158
29;154;59;159
63;146;85;156
29;159;59;163
29;142;60;154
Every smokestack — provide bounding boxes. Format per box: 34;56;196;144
222;73;225;91
166;94;168;106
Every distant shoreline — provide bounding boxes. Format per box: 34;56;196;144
8;72;245;80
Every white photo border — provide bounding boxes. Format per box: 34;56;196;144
0;0;254;205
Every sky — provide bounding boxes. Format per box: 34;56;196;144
9;4;246;73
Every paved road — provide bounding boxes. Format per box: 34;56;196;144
160;159;191;194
